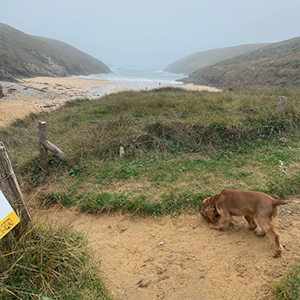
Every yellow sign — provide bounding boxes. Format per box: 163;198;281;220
0;190;20;239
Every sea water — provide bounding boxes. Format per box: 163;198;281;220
78;66;187;98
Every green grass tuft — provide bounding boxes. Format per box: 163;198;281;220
272;262;300;300
0;222;112;300
78;190;209;216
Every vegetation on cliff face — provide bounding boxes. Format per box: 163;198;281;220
0;23;111;82
180;36;300;89
164;43;269;75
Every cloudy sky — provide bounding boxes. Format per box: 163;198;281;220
2;0;300;69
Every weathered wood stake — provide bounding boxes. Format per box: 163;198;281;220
278;96;287;111
0;142;31;222
120;146;125;157
39;121;48;171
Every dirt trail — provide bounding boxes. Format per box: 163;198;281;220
37;201;300;300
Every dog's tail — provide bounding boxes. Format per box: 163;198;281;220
272;199;287;218
272;199;288;207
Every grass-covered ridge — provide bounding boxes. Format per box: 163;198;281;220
164;43;269;75
182;36;300;89
0;23;110;81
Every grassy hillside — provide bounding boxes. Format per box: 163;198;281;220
164;43;269;75
1;87;300;299
181;36;300;89
0;23;111;81
34;36;111;75
2;87;300;211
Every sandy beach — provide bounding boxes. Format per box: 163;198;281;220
0;77;116;127
0;76;220;127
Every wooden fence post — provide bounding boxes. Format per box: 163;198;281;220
120;146;125;157
278;96;287;111
0;142;31;222
39;121;48;172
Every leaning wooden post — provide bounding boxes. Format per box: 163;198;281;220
0;142;31;222
42;140;74;166
39;121;48;172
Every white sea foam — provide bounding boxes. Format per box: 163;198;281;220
77;66;187;99
85;66;185;84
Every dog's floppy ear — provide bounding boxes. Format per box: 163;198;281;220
210;192;221;208
201;195;218;224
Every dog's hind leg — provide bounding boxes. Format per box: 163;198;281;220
268;225;284;257
245;215;257;230
256;217;283;257
253;215;266;236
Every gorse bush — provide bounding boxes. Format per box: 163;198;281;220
68;107;300;160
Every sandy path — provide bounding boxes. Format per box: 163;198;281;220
0;77;220;127
37;200;300;300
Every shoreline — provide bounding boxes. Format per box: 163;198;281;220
0;76;220;127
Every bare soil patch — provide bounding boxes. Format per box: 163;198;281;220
36;199;300;300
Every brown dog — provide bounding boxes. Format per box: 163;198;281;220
200;189;288;257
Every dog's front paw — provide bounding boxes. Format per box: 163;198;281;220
255;228;266;237
273;250;282;258
209;223;217;230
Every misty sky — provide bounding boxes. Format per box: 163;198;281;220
2;0;300;69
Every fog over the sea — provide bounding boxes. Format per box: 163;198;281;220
2;0;300;69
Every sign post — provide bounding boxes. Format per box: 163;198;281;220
0;190;20;239
0;142;31;222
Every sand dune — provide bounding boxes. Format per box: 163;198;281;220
0;77;220;127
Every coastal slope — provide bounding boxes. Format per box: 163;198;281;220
164;43;269;75
0;23;111;82
180;36;300;89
